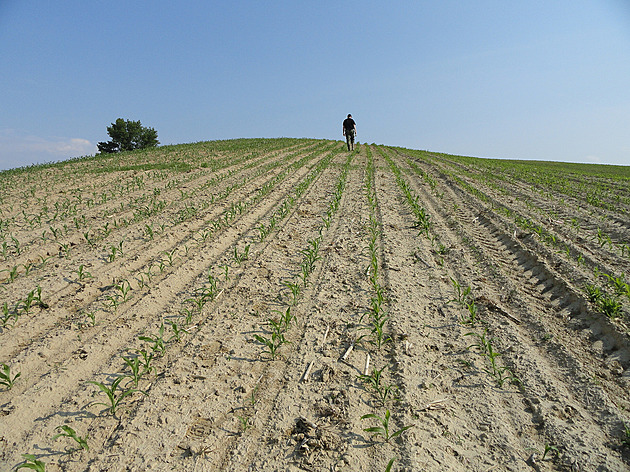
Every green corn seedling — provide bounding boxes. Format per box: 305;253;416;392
282;280;301;306
34;286;48;309
0;363;20;390
21;290;35;315
233;244;250;265
278;306;296;331
39;254;52;267
461;300;479;326
139;323;168;355
465;329;491;356
369;315;391;349
449;277;472;306
83;232;94;248
87;375;145;416
136;274;148;289
584;284;603;303
163;248;177;266
52;425;89;452
599;294;622;319
8;265;18;283
361;410;413;443
107;246;118;262
115;280;132;302
166;319;187;342
621;423;630;448
357;366;399;406
106;294;121;312
253;331;289;360
17;454;46;471
603;272;628;297
237;415;252;434
11;235;21;255
121;355;143;387
22;263;34;276
60;243;71;258
180;307;195;325
541;443;558;460
144;224;155;240
80;311;97;328
135;349;155;376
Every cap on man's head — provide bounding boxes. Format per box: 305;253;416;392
347;114;352;118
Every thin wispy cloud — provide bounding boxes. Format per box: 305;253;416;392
0;130;96;169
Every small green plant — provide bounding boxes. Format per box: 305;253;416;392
144;224;155;240
79;310;97;328
136;274;148;289
465;329;491;355
357;366;399;406
138;323;168;355
107;246;118;262
22;263;34;276
39;254;52;267
52;425;89;452
233;244;250;265
166;319;187;342
385;457;396;472
83;231;95;248
363;311;390;350
0;363;20;390
541;443;558;461
11;235;22;255
115;280;132;302
163;248;178;266
60;243;71;258
73;264;93;281
87;375;145;416
466;329;519;387
584;284;603;303
621;423;630;448
34;286;48;309
7;265;18;283
1;302;17;329
275;306;296;332
361;410;413;443
248;384;259;407
121;355;143;387
236;414;252;434
105;294;121;311
449;277;472;306
461;300;479;326
253;330;289;360
599;294;622;319
282;280;301;306
135;349;155;376
16;454;46;471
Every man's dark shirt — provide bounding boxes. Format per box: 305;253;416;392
343;118;355;132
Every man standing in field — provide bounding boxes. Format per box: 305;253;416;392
343;114;357;151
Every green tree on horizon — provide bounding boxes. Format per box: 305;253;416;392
97;118;159;153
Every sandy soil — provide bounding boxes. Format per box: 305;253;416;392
0;139;628;471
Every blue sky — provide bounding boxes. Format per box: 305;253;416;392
1;1;629;169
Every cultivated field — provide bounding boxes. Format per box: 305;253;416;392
0;138;629;471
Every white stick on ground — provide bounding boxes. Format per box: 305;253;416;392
363;353;371;376
322;325;330;346
341;341;354;361
301;361;314;382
